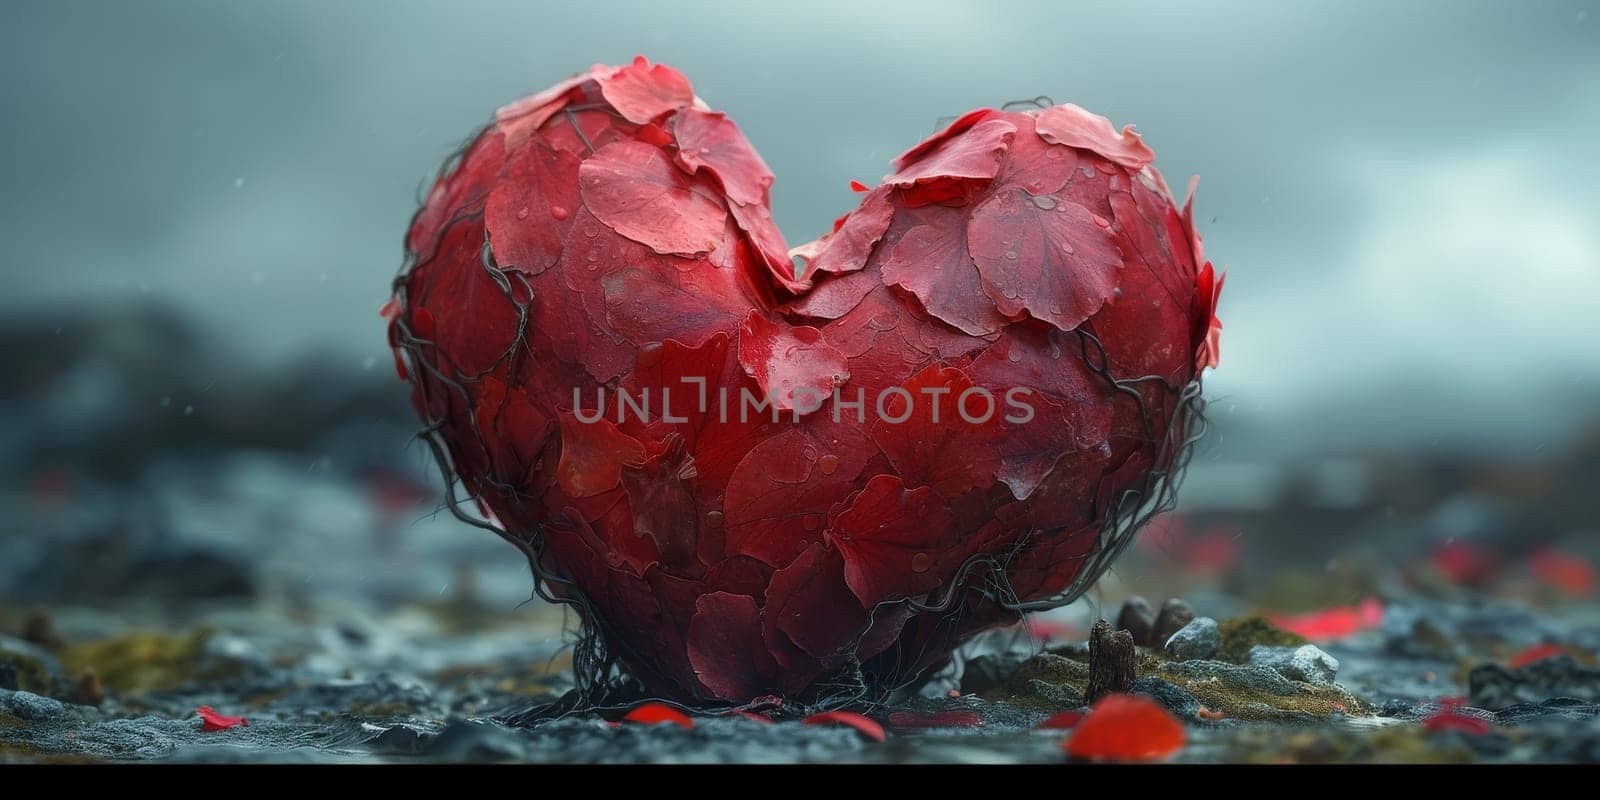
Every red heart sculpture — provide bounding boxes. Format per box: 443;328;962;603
385;57;1223;705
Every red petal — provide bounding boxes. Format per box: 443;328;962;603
622;702;695;729
736;312;850;413
1529;547;1597;598
802;711;886;742
495;66;604;149
579;140;728;256
1037;710;1085;730
1062;694;1184;762
1191;262;1225;372
475;375;556;486
795;188;896;278
886;118;1017;188
1431;540;1499;586
556;411;647;498
686;591;774;700
1033;104;1155;171
1422;704;1491;736
763;543;864;667
596;56;695;124
828;474;959;607
1268;599;1384;641
728;199;803;293
992;114;1081;196
890;108;999;172
1509;643;1567;669
782;263;882;321
409;217;522;377
967;189;1122;332
879;205;1009;337
723;421;875;566
886;710;983;729
197;706;248;732
599;264;751;350
486;134;582;275
619;436;699;570
671;108;774;207
869;363;1003;498
849;180;870;193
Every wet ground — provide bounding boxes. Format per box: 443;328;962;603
3;450;1598;763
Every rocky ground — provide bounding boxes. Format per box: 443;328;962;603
2;449;1597;763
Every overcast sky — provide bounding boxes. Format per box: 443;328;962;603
3;0;1597;456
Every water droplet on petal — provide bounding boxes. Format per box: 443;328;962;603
705;510;724;529
818;454;839;476
1030;194;1058;210
550;205;571;221
516;206;530;220
911;552;932;573
637;341;664;367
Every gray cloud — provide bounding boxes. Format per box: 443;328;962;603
2;0;1596;454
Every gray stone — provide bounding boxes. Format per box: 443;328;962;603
0;688;67;720
1248;644;1340;685
1130;676;1201;718
1164;616;1221;661
1469;656;1600;710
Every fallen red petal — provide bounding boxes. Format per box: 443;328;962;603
802;711;886;742
1509;643;1568;669
1528;548;1597;598
1062;694;1184;762
1422;701;1492;736
886;710;983;729
622;702;695;729
1431;540;1500;586
197;706;248;732
1269;598;1384;642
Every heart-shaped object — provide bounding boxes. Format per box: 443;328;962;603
386;58;1223;705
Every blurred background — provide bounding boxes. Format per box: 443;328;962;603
1;0;1596;708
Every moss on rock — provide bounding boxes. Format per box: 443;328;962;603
58;629;233;695
1216;616;1309;664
